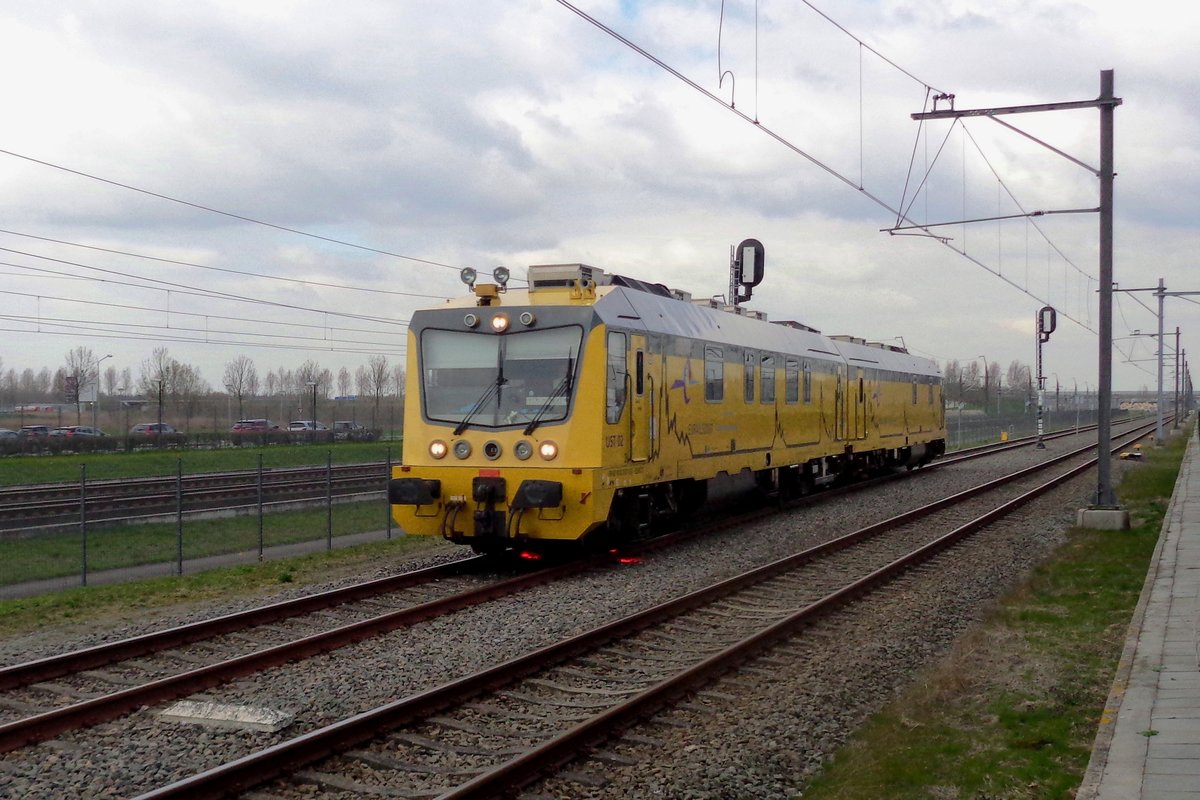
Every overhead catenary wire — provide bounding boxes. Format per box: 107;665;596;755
553;0;1096;333
0;148;468;276
0;250;413;328
0;228;449;300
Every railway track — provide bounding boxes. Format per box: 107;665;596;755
0;420;1154;797
0;418;1142;534
124;421;1153;799
0;462;390;531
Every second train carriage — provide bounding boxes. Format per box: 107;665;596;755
389;263;946;551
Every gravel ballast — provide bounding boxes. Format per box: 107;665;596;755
0;429;1137;798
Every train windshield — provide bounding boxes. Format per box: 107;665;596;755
421;326;583;429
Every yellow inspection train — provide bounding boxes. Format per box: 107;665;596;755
389;262;946;552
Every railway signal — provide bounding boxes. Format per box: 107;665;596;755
1036;305;1056;449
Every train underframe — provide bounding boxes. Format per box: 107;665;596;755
592;438;947;548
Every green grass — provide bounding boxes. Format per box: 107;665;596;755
798;430;1187;800
0;441;403;486
0;499;405;586
0;534;448;638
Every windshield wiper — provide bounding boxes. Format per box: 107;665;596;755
454;375;506;436
523;354;574;436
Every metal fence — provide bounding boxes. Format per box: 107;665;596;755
0;448;401;599
945;407;1138;450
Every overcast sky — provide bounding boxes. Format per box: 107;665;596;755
1;0;1196;399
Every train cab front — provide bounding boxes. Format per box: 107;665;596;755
389;274;608;553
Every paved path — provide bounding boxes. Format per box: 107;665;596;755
1079;425;1200;799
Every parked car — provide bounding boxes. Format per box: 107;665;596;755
287;420;329;432
50;426;108;437
333;420;377;441
287;419;331;443
0;428;19;451
130;422;177;435
231;418;286;445
127;422;186;448
232;419;279;433
18;425;51;438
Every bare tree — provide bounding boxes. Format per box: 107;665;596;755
173;363;210;431
64;346;97;422
137;347;175;397
223;355;259;420
337;367;351;398
365;355;389;427
103;365;119;396
34;367;52;399
942;360;961;404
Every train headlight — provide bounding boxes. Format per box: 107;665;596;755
483;440;502;460
453;440;472;459
463;312;480;328
519;311;536;327
490;314;509;333
493;266;510;286
514;440;533;460
429;440;448;459
538;440;558;461
460;267;477;286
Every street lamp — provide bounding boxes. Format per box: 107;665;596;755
152;371;169;449
977;355;989;415
92;354;113;429
306;381;318;444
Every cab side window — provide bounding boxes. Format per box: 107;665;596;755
761;355;776;403
606;331;627;424
785;359;799;404
705;346;724;402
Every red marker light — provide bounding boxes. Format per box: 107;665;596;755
518;550;543;561
617;556;641;565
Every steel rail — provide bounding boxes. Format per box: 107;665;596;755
0;555;604;753
131;421;1156;800
0;416;1147;698
0;556;490;692
445;425;1152;799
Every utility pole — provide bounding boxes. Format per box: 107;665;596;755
912;70;1124;522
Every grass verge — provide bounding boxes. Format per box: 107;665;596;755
0;531;448;638
0;441;402;486
798;429;1188;800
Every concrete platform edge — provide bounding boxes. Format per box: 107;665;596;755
1076;423;1196;798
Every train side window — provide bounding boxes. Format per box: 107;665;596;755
635;350;644;396
784;359;799;404
912;376;918;404
928;381;934;404
761;355;776;403
606;331;627;424
803;362;813;404
705;346;724;402
744;351;756;403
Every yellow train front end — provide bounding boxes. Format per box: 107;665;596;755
389;270;615;552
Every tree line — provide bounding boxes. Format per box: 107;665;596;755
0;347;405;431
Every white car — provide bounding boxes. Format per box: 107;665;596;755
287;420;329;431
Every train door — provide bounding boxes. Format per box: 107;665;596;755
835;366;849;441
629;334;651;462
852;367;866;439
